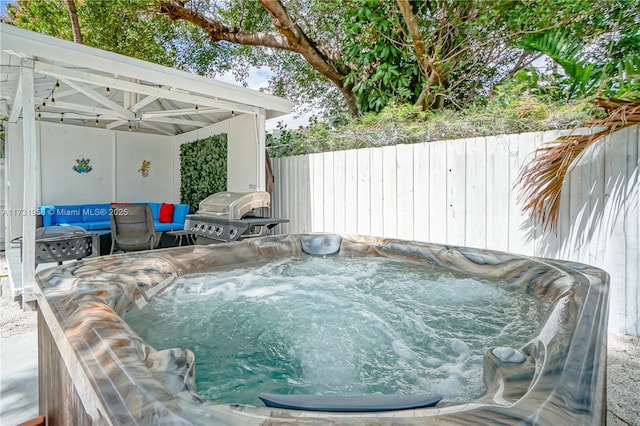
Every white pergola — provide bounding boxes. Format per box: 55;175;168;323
0;23;293;303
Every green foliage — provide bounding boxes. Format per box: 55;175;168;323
179;135;227;212
6;0;184;66
267;99;596;157
519;31;603;99
519;29;640;102
6;0;638;117
341;0;419;113
604;54;640;100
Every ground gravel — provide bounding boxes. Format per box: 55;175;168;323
0;254;36;338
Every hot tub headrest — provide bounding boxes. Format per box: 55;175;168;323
300;234;342;256
258;392;442;412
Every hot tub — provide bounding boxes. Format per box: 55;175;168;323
35;234;609;425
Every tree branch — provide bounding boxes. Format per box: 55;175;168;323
157;0;358;115
257;0;357;114
397;0;443;109
65;0;83;44
158;0;293;51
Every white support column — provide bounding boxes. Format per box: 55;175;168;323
256;108;266;192
20;58;38;306
3;106;10;251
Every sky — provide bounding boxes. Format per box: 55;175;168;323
214;67;310;131
0;1;10;15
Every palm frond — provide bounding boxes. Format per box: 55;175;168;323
518;30;602;98
518;98;640;231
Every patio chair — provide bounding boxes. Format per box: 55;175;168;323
110;203;161;254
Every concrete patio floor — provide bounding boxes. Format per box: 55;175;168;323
0;253;638;425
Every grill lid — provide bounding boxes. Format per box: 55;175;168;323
197;191;271;220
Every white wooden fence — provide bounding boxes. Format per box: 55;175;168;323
271;127;640;337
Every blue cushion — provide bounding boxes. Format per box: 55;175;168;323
173;204;190;223
85;221;111;230
52;205;83;225
38;206;56;227
38;202;189;232
82;204;110;222
140;202;160;220
154;222;183;232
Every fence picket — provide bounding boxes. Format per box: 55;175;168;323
345;149;359;234
413;143;430;242
357;149;371;235
429;141;447;244
397;144;414;240
382;146;398;238
465;137;486;249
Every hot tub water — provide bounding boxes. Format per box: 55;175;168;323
125;255;549;406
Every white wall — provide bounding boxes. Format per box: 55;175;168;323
115;131;173;202
40;123;114;204
272;127;640;337
6;122;27;242
38;122;175;204
228;114;261;192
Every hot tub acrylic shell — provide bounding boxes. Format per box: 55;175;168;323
35;234;609;425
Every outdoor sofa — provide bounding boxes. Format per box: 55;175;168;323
37;202;190;232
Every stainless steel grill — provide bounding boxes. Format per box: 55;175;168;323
184;191;288;243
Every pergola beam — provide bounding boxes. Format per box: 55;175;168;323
8;74;23;123
46;100;127;118
36;111;122;121
131;95;158;112
105;120;128;130
136;121;177;136
103;118;179;135
0;79;58;95
58;78;135;120
141;107;221;118
34;61;260;115
141;116;211;127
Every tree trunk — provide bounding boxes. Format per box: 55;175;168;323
158;0;359;116
397;0;446;109
65;0;83;44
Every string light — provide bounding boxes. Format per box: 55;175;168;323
59;113;64;124
106;87;111;96
37;112;41;120
128;121;132;131
95;116;99;126
195;105;199;112
41;82;58;110
231;110;235;117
